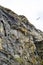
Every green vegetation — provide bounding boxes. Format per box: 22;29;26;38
41;60;43;65
15;57;24;64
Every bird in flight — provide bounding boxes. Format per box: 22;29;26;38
36;17;40;20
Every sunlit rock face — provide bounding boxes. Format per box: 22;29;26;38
0;6;43;65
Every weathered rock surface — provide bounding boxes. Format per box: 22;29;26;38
0;6;43;65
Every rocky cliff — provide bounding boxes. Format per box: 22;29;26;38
0;6;43;65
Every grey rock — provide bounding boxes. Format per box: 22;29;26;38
0;6;43;65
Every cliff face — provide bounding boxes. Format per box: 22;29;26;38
0;6;43;65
